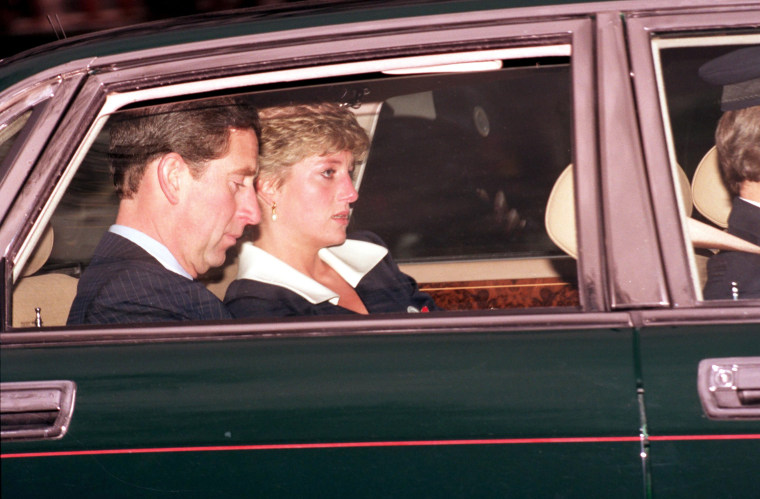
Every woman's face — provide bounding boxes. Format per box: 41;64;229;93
274;149;358;250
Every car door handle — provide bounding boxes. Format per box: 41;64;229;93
698;357;760;420
0;380;77;441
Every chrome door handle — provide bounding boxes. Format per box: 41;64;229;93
0;380;77;441
698;357;760;420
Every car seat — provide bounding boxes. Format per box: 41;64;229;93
691;146;732;228
12;226;79;327
544;163;760;263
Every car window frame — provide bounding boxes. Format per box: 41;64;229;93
1;13;609;335
626;6;760;311
0;75;82;221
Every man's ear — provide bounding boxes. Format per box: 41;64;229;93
156;153;187;205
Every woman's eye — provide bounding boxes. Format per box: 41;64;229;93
321;169;335;178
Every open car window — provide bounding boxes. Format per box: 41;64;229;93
10;42;582;328
654;32;760;302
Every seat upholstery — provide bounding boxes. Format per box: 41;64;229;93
12;226;78;328
544;164;577;259
544;163;760;259
691;146;731;228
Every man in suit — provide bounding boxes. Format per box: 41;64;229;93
68;97;261;324
700;47;760;300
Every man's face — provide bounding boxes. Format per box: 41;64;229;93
177;128;260;277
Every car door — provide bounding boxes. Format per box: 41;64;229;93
1;4;650;497
625;8;760;498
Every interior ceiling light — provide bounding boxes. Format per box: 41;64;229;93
383;60;504;75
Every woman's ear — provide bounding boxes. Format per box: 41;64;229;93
156;153;186;205
255;176;278;207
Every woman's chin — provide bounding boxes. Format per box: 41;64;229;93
322;231;348;248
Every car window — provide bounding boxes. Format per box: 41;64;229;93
0;110;32;183
0;110;31;163
350;64;571;262
11;47;582;328
654;33;760;301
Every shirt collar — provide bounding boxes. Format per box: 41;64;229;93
236;238;388;305
109;224;194;280
739;196;760;210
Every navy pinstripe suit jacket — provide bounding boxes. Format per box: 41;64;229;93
67;232;232;325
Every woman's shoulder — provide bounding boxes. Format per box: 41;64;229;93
225;278;292;301
224;278;317;317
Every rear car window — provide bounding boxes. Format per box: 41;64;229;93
655;33;760;301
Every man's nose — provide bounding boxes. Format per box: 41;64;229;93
238;184;261;225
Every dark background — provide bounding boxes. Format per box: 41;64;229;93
1;0;306;59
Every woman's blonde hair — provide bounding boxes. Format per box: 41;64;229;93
258;102;370;186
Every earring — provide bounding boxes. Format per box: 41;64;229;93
271;202;278;222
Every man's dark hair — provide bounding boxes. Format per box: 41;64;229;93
109;96;261;198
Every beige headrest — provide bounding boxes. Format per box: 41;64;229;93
545;164;577;259
545;163;727;259
692;146;731;228
22;225;54;277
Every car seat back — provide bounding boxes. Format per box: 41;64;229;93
12;226;79;327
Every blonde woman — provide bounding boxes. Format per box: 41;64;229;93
224;103;438;316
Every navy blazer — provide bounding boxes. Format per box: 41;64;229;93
67;232;232;324
703;198;760;300
224;232;439;317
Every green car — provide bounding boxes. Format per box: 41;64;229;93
1;0;759;497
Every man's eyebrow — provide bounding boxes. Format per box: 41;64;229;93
230;166;258;176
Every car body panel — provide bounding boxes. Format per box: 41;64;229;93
638;321;760;497
2;323;642;497
1;0;759;497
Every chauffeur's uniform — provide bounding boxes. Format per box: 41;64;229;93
225;231;439;317
703;198;760;300
699;47;760;301
67;231;232;325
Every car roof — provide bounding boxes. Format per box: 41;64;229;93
0;0;744;92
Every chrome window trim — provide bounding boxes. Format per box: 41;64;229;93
0;79;60;220
0;310;635;347
596;11;669;310
567;18;602;312
0;73;85;255
100;45;572;114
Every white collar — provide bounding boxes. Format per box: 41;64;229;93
236;238;388;305
739;197;760;210
109;224;193;280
